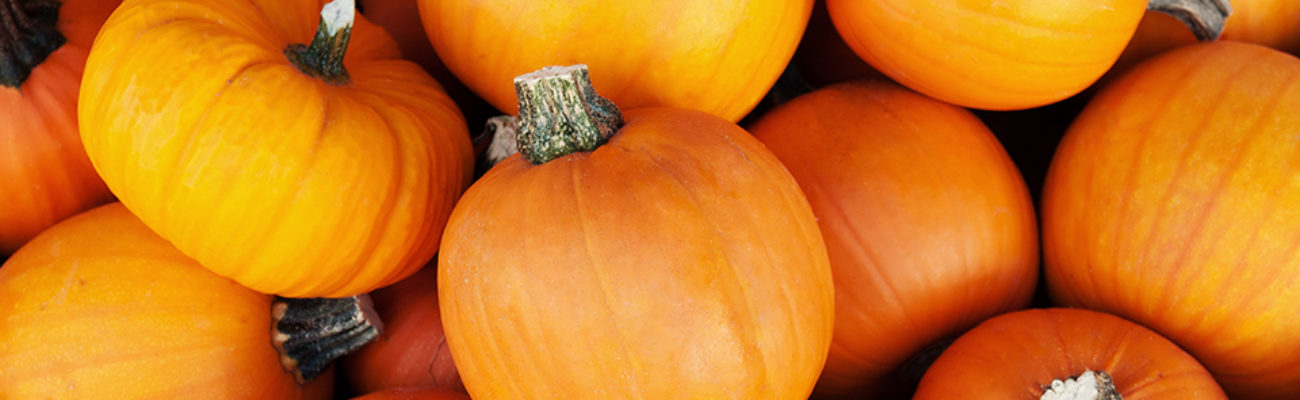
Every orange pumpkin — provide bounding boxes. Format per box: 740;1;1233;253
0;0;119;254
1112;1;1300;77
78;0;474;297
438;65;834;399
344;263;464;394
749;79;1039;398
352;387;470;400
418;0;812;122
0;203;332;399
825;0;1228;110
914;308;1227;399
1043;41;1300;399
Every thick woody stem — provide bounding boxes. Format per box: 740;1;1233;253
0;0;64;88
1147;0;1231;42
285;0;354;85
272;295;383;383
513;64;624;165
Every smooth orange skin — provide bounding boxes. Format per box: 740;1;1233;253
79;0;474;297
1044;41;1300;399
439;108;835;399
827;0;1146;110
418;0;812;122
1111;1;1300;78
0;203;329;399
0;0;120;254
914;309;1227;399
749;80;1038;398
344;264;464;395
351;387;470;400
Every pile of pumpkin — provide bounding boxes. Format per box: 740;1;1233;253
3;0;1299;398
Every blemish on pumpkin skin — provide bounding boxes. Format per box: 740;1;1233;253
41;263;80;309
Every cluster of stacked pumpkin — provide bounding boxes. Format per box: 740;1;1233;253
3;0;1300;398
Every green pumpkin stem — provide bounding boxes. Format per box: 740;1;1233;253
514;64;624;165
0;0;65;89
1147;0;1231;42
1039;370;1123;400
271;294;383;383
286;0;354;85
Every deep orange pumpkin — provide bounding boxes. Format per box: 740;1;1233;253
417;0;812;122
0;203;332;398
1112;1;1300;77
1044;41;1300;399
0;0;119;254
438;66;834;399
351;387;470;400
344;263;464;395
914;308;1227;399
749;79;1039;398
78;0;474;297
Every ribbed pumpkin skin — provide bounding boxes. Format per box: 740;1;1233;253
417;0;812;122
352;387;470;400
914;309;1227;399
749;80;1038;398
439;108;835;399
0;203;327;399
1043;41;1300;399
78;0;474;297
344;264;463;394
0;0;120;254
826;0;1146;110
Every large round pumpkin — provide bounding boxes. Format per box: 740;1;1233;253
914;308;1226;399
1043;41;1300;399
417;0;812;122
0;203;332;399
438;65;834;399
78;0;474;297
0;0;119;255
825;0;1227;110
749;79;1039;398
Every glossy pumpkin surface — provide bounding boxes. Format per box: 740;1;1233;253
344;264;463;394
418;0;812;122
440;107;835;399
1044;41;1300;399
914;308;1227;399
826;0;1147;110
0;203;329;399
79;0;474;297
0;0;119;254
749;79;1038;398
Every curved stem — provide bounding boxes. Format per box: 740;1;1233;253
285;0;355;85
0;0;65;89
1040;370;1122;400
1148;0;1231;41
272;295;383;383
514;64;624;165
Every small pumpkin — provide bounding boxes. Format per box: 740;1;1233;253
0;0;119;255
0;203;334;399
825;0;1229;110
749;79;1039;398
418;0;812;122
438;65;835;399
344;263;464;394
351;387;470;400
914;308;1227;399
78;0;474;297
1043;41;1300;399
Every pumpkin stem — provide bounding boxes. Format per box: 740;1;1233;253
479;115;520;170
514;64;624;165
0;0;65;89
272;294;383;383
1039;370;1123;400
1147;0;1231;41
285;0;354;85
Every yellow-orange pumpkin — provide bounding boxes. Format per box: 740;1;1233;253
78;0;474;297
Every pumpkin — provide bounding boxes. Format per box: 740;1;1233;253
1111;1;1300;78
825;0;1229;110
352;387;471;400
438;65;834;399
1043;41;1300;399
914;308;1227;399
344;263;464;394
417;0;812;122
748;79;1039;398
78;0;474;297
0;0;120;255
0;203;333;399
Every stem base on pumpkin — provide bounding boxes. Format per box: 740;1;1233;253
285;0;355;85
1040;369;1122;400
514;65;624;165
272;295;383;383
0;0;65;88
1148;0;1231;41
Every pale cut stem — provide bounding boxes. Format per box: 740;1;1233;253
1040;369;1122;400
1148;0;1231;41
285;0;355;85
